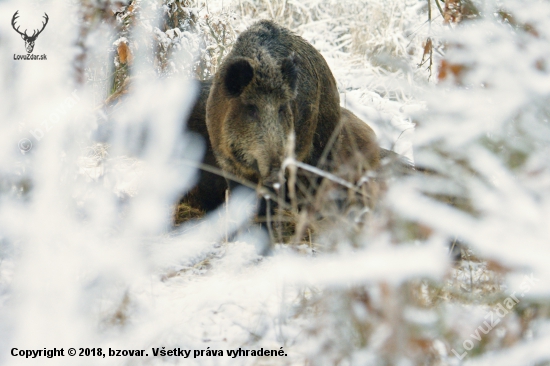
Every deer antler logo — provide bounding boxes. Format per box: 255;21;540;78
12;11;49;54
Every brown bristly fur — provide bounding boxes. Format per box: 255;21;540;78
206;20;341;188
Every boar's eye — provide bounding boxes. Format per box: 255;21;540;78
278;105;286;115
246;104;259;120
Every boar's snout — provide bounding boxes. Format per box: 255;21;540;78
259;160;284;189
252;134;285;187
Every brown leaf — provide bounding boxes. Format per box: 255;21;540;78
438;59;465;83
117;42;133;65
444;0;462;24
423;38;433;58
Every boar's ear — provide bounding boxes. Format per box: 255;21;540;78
224;58;254;97
281;53;299;93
